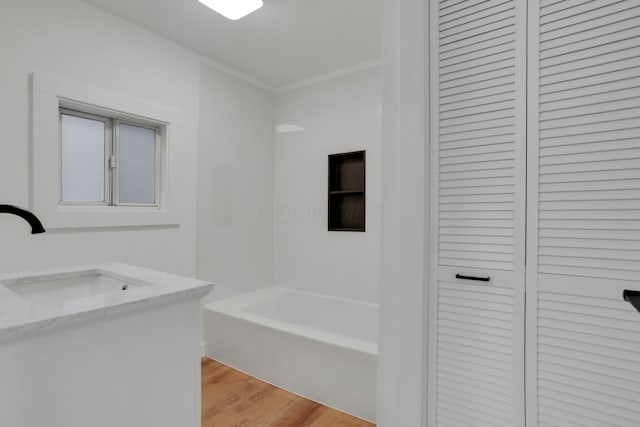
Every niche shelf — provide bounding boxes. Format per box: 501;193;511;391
328;150;365;232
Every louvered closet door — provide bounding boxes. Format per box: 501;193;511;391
527;1;640;426
428;0;527;425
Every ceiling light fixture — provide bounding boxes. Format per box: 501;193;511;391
198;0;263;20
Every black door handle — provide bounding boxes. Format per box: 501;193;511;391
623;290;640;314
455;274;490;282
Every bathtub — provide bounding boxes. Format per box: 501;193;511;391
203;287;378;422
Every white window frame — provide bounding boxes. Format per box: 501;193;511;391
59;108;112;207
59;108;163;208
113;119;162;208
31;72;180;229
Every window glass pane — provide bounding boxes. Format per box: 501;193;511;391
61;114;105;202
118;123;157;205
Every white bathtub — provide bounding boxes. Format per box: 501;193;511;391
203;287;378;422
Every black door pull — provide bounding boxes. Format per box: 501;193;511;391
623;290;640;314
455;274;490;282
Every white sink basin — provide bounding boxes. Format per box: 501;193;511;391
2;272;145;307
0;263;213;344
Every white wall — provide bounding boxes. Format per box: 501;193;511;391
272;68;382;303
0;0;200;276
377;0;428;425
0;0;274;290
197;64;275;303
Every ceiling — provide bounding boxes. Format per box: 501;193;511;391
84;0;381;88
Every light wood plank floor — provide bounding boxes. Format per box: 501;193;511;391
202;358;375;427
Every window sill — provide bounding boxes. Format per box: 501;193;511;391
41;206;179;230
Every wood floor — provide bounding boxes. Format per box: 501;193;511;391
202;358;375;427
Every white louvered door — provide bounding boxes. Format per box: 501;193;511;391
428;0;527;425
526;1;640;426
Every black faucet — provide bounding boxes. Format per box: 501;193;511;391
0;205;46;234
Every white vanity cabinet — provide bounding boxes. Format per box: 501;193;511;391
0;264;212;427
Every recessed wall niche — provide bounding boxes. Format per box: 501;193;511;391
328;150;365;232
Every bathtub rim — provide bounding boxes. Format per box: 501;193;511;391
203;287;378;356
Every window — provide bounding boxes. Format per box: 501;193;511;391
31;72;178;229
60;108;161;207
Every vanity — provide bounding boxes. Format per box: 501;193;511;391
0;263;212;427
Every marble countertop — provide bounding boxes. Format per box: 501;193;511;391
0;263;213;343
